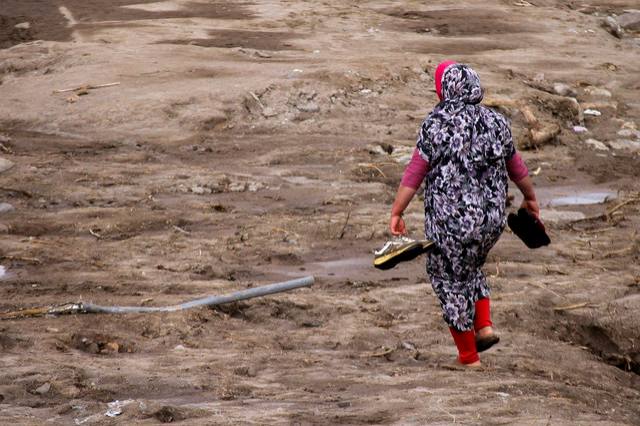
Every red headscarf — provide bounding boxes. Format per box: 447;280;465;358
435;60;457;101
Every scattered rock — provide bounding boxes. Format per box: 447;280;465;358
581;101;617;112
617;12;640;31
233;365;258;377
173;344;186;351
70;333;134;354
583;109;602;117
190;185;210;195
105;399;135;417
585;138;609;151
573;125;588;133
553;83;577;98
0;158;15;173
14;22;31;30
608;139;640;152
34;382;51;395
261;107;278;118
603;16;624;38
533;73;545;83
153;405;186;423
617;129;640;139
296;101;320;113
0;203;15;214
584;86;612;98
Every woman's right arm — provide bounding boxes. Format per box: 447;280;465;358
513;175;540;218
389;149;430;235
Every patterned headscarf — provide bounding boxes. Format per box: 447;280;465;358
435;60;456;101
418;63;510;166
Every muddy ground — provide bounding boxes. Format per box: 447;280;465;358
1;1;640;424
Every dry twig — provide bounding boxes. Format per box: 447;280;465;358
553;302;599;312
337;210;351;240
54;82;120;93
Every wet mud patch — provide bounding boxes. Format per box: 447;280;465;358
380;8;541;36
65;1;253;22
0;1;70;48
1;1;253;49
406;38;521;55
158;29;301;51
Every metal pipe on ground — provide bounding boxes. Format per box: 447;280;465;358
0;276;315;319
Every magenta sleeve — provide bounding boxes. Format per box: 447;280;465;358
506;152;529;182
401;148;430;189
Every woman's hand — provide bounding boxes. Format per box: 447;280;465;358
390;214;407;236
521;198;540;218
389;185;417;236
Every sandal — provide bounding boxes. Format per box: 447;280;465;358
476;333;500;353
373;237;434;270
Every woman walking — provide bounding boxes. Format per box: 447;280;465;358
389;61;539;367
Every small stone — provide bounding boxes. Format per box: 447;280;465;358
34;383;51;395
0;158;14;173
603;16;624;38
46;327;60;333
296;102;319;113
621;121;638;130
190;185;210;195
0;203;14;214
174;344;186;351
584;86;612;98
261;107;278;118
14;22;31;30
583;109;602;117
608;139;640;152
337;401;351;408
87;342;100;354
553;83;577;98
585;138;609;151
105;342;120;352
617;129;640;139
573;125;588;133
617;12;640;31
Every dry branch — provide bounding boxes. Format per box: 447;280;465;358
54;82;120;93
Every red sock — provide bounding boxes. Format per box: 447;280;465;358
474;298;492;332
449;328;479;364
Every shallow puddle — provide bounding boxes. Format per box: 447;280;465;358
549;191;616;207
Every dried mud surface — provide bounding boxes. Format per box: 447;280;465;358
1;1;640;424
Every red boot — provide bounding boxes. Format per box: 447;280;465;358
449;328;479;365
474;298;499;352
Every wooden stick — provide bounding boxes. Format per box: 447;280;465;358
606;197;640;217
337;210;351;240
54;82;120;93
173;225;191;235
248;91;265;110
553;302;598;312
